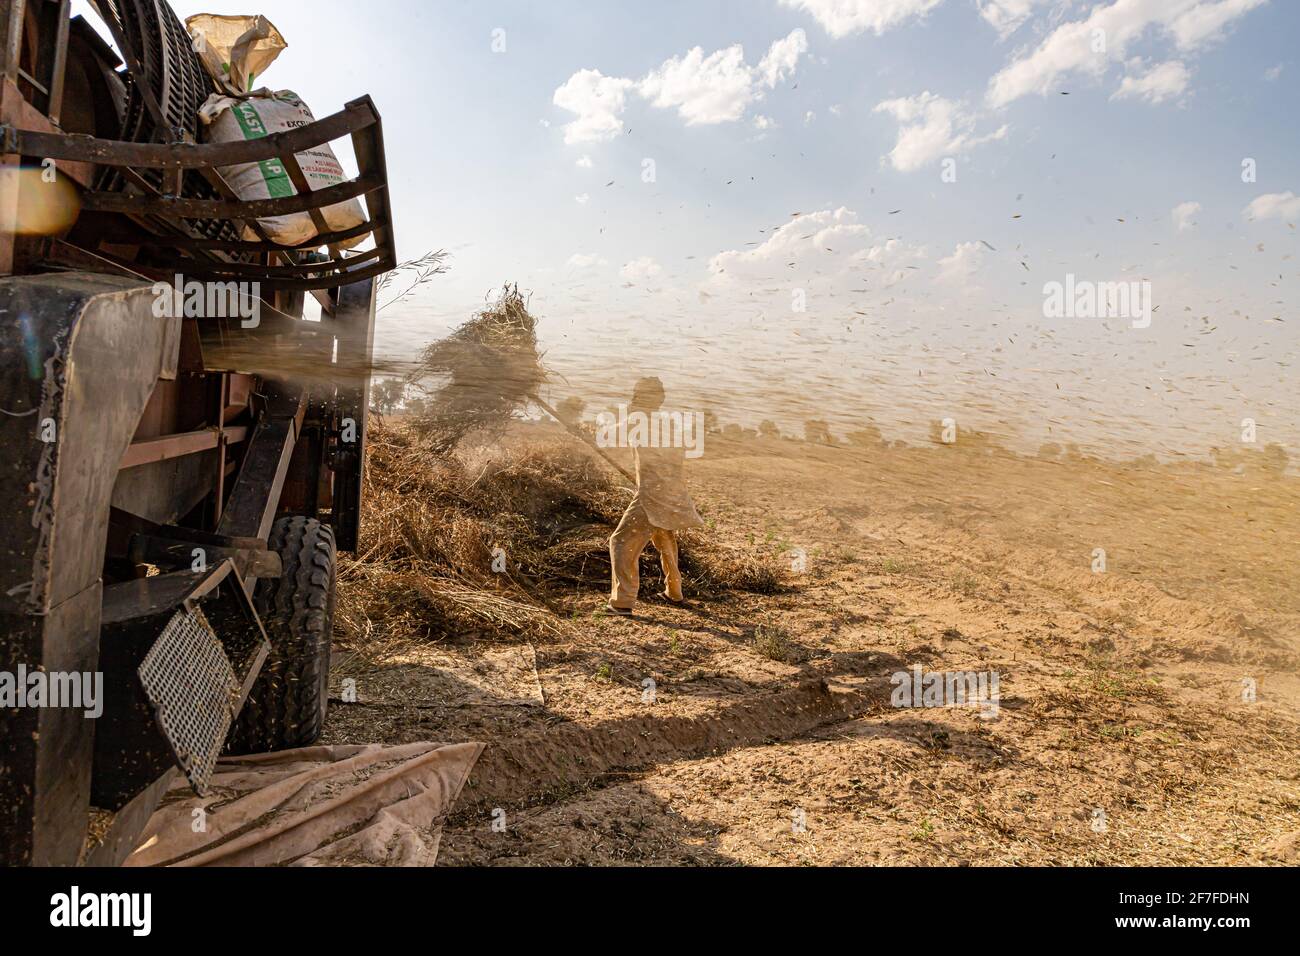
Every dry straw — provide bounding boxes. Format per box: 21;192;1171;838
337;423;785;647
405;284;547;454
336;288;785;649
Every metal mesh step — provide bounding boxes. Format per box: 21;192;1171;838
137;604;238;795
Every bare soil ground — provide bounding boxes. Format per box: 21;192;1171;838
324;425;1300;866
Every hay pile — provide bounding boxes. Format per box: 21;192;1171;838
335;421;785;646
405;285;546;453
338;285;785;648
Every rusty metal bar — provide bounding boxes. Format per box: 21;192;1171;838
128;532;281;580
280;150;335;254
119;425;249;470
214;374;228;523
347;97;393;260
0;98;379;167
1;1;23;84
81;173;382;218
155;245;383;279
56;240;393;293
45;0;69;125
226;258;394;293
215;393;307;541
134;217;379;253
0;2;26;277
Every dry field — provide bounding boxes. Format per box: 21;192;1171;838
323;421;1300;866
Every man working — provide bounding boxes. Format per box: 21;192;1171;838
607;377;703;615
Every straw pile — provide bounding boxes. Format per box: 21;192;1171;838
336;286;785;648
405;284;546;453
335;421;786;646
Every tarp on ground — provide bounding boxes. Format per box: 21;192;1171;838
124;741;483;867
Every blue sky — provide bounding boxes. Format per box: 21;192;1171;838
76;0;1298;452
115;0;1297;300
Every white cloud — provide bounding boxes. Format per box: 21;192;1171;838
1264;63;1283;81
705;207;925;293
620;256;665;282
650;207;1007;322
804;110;817;125
986;0;1267;108
560;30;808;136
553;69;635;144
1244;191;1300;221
1112;60;1191;104
576;154;593;168
575;193;590;205
874;92;1008;172
1168;0;1268;49
639;44;756;125
709;207;865;277
566;252;608;270
753;114;778;130
689;208;997;326
1172;200;1201;231
758;29;809;88
977;0;1050;40
639;29;808;125
779;0;944;38
937;241;986;284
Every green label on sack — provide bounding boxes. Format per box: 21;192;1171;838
231;100;294;199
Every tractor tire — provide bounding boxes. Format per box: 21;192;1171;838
227;516;337;754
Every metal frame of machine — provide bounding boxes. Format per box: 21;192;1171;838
0;0;394;865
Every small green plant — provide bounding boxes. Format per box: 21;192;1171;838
910;818;935;842
1080;657;1141;700
594;662;613;682
880;557;912;574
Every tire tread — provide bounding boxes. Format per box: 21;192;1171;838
227;516;336;753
